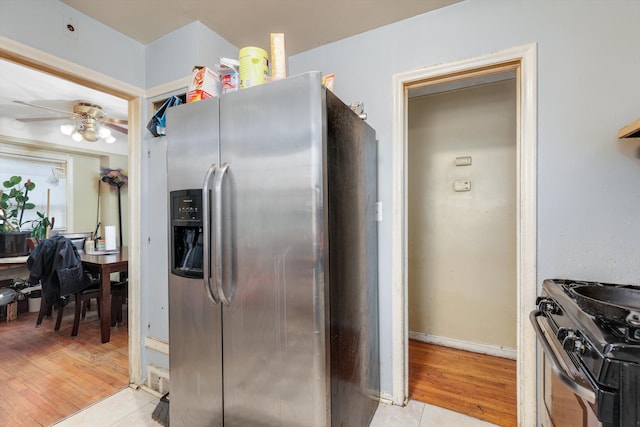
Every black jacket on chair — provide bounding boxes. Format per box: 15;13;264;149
27;236;91;308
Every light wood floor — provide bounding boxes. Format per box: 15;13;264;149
0;301;128;426
409;340;517;427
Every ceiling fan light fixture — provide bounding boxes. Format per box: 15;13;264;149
18;99;128;144
71;130;83;142
83;130;99;142
98;126;112;139
60;123;75;135
82;119;99;141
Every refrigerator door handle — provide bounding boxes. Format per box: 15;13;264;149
202;163;220;304
214;162;233;306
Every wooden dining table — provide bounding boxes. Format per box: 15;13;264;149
80;247;128;343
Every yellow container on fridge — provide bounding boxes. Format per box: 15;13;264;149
239;47;269;89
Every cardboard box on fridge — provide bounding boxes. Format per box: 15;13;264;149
187;66;220;103
270;33;287;80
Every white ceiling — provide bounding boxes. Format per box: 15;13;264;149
60;0;461;55
1;0;461;154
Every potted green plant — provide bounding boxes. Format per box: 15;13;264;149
0;175;50;257
23;211;52;241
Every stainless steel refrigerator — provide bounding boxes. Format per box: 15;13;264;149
166;71;379;427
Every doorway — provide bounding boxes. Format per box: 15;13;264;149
406;76;518;425
407;77;517;355
0;37;143;422
390;43;538;425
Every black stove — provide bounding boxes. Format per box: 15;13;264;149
531;279;640;426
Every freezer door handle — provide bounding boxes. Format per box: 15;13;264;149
214;162;234;306
202;163;220;304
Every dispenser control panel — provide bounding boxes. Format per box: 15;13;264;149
170;189;203;278
171;189;202;224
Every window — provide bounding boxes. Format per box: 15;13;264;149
0;152;68;231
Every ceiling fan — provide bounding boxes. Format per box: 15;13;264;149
13;99;128;143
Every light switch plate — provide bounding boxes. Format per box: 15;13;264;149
455;156;472;166
454;179;471;192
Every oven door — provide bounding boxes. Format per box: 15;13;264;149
531;310;602;427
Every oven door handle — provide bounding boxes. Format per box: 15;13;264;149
530;310;597;404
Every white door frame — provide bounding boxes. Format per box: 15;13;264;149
1;37;145;386
390;43;537;425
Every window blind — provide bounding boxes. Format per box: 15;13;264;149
0;153;67;230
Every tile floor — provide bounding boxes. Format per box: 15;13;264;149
53;387;498;426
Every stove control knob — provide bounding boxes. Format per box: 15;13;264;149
538;299;562;315
557;328;571;341
562;335;585;354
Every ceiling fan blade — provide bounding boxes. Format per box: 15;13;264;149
105;118;128;125
13;100;78;116
17;116;75;122
105;123;128;135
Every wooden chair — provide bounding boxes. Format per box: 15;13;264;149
36;297;52;327
36;281;101;337
26;237;55;324
26;237;39;252
71;283;101;337
53;232;93;253
28;237;54;325
110;274;128;326
31;234;101;337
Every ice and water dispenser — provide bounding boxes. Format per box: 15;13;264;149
170;189;203;278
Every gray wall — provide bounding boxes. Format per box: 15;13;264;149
289;0;640;393
141;21;237;373
0;0;144;88
0;0;150;375
0;0;238;379
3;0;640;398
145;21;237;87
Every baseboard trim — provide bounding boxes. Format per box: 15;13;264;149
379;392;397;406
409;331;517;360
144;336;169;355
